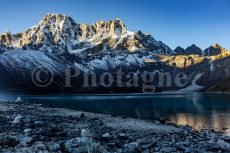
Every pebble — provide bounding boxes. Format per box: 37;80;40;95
80;113;85;118
34;120;45;124
23;128;32;133
12;114;21;124
222;135;230;142
47;141;61;152
0;134;20;147
101;132;111;141
1;103;230;153
81;129;91;137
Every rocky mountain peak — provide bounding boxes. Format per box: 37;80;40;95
92;18;127;39
212;44;228;52
174;46;185;54
203;43;228;56
2;14;216;56
185;44;202;55
36;13;79;35
0;32;13;46
110;18;127;36
40;13;77;26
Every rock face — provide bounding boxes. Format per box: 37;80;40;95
203;44;228;56
1;14;228;57
0;14;171;56
0;50;70;94
174;46;185;55
0;32;13;46
0;13;230;94
185;44;203;55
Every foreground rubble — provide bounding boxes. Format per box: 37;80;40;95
0;103;229;153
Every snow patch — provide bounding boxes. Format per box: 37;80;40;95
69;48;87;54
0;50;65;76
178;73;204;92
209;60;215;72
130;46;138;52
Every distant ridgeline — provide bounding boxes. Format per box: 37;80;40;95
0;14;230;94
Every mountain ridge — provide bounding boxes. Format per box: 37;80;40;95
0;13;228;56
0;14;171;55
0;13;230;94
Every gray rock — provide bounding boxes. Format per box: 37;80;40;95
217;139;230;151
101;133;111;141
88;143;106;153
0;134;20;147
23;123;34;128
12;114;21;124
159;147;176;153
222;135;230;142
32;141;48;153
119;133;128;139
107;143;116;147
80;113;85;119
23;128;32;133
123;142;140;153
34;121;45;127
81;129;92;138
47;141;61;152
138;138;157;149
153;120;161;125
206;143;221;152
65;137;93;153
159;118;166;124
185;147;195;153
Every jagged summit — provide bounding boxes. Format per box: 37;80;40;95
203;43;228;56
0;13;171;55
173;44;229;56
38;13;128;39
0;32;13;46
42;13;72;20
37;13;78;29
174;44;203;55
0;14;228;56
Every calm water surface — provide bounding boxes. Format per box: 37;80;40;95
1;93;230;131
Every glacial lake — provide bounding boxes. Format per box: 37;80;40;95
1;93;230;131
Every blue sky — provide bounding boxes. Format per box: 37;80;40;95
0;0;230;50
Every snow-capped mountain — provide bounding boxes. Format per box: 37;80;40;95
0;14;171;56
0;50;65;76
0;13;230;94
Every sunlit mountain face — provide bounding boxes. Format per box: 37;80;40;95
0;14;230;94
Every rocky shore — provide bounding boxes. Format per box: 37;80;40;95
0;103;229;153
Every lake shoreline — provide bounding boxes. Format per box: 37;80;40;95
0;103;230;152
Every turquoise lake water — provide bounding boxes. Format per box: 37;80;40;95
1;93;230;130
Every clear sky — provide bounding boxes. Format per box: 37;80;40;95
0;0;229;50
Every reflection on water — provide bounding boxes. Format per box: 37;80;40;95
2;93;230;131
168;113;230;130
